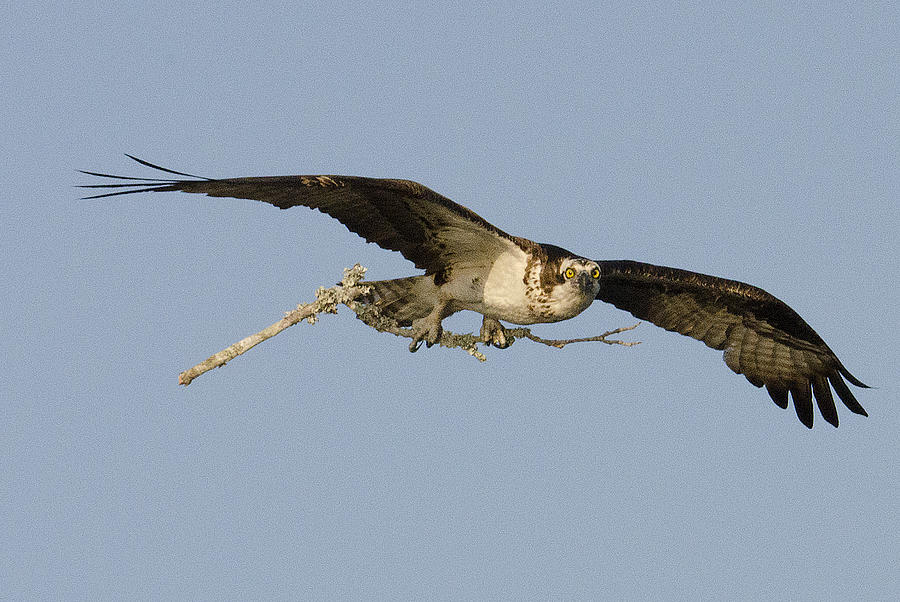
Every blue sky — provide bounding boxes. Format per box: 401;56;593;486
3;2;898;599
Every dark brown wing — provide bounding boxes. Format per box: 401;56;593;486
594;260;869;428
80;155;524;274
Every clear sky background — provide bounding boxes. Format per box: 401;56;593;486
3;2;898;599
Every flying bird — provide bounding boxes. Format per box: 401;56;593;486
81;155;870;428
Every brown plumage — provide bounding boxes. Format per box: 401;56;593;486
594;261;868;427
81;155;870;428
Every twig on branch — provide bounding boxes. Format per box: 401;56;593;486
178;264;641;385
512;325;641;348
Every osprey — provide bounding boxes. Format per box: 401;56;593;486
81;156;870;428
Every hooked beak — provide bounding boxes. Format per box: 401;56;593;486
577;272;593;291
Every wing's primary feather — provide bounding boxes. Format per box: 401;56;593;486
80;155;523;274
595;260;869;428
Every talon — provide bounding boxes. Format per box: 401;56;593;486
409;313;444;351
481;317;511;348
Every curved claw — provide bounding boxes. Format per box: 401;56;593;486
480;317;511;349
408;315;443;352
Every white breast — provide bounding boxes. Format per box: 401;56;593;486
478;248;538;324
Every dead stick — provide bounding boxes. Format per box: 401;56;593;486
178;305;317;386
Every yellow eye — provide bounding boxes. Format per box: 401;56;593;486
590;267;600;279
564;267;576;279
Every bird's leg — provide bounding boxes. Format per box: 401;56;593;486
408;304;448;352
480;317;511;349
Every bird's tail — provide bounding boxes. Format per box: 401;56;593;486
365;276;437;326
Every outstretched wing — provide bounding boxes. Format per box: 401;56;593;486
594;260;869;428
80;155;524;275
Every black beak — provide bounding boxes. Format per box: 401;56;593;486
577;272;593;290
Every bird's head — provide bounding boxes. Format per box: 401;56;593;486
538;245;603;301
531;255;602;320
556;257;602;298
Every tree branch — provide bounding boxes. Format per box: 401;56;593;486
178;264;641;385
